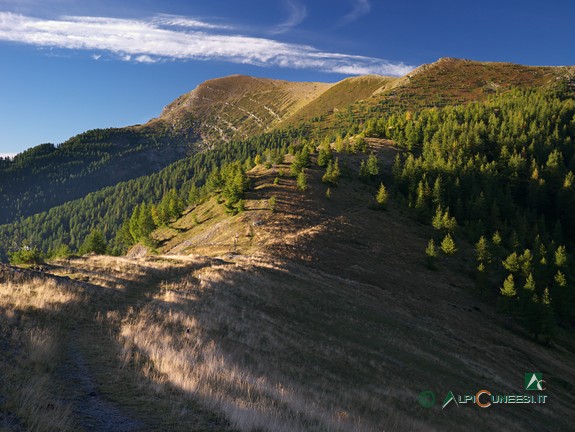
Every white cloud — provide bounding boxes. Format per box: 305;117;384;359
0;153;16;159
340;0;371;25
134;54;155;63
271;0;307;34
152;14;231;30
0;12;414;76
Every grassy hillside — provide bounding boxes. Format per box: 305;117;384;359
2;151;574;431
282;75;397;128
2;59;575;431
374;58;575;110
4;58;573;228
152;75;333;146
0;129;298;258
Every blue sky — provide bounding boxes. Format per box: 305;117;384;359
0;0;573;156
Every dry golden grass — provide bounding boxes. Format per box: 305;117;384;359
0;275;81;312
114;258;430;431
0;308;77;431
0;270;93;431
2;142;575;430
126;157;575;431
152;75;333;146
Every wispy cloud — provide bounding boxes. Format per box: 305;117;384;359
152;14;231;30
271;0;307;34
340;0;371;25
0;12;414;76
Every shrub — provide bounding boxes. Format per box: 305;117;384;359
9;247;44;265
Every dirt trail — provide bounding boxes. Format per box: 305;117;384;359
43;256;232;432
57;330;144;432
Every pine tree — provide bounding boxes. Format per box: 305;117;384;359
167;189;184;220
297;170;308;191
425;238;437;269
555;245;568;268
9;247;43;265
291;148;310;176
322;158;340;186
129;203;143;242
432;205;443;230
492;231;502;247
520;249;533;278
554;270;567;288
502;252;520;274
334;135;345;152
317;143;333;167
375;183;388;209
475;262;487;295
475;236;491;265
268;196;277;212
51;244;72;259
440;233;457;255
366;154;379;177
501;274;517;297
441;208;457;232
143;203;157;235
359;160;367;178
524;273;536;292
114;221;134;253
415;181;428;222
80;229;107;255
432;176;443;207
355;136;367;152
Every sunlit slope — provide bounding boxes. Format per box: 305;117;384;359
375;57;575;108
151;75;333;146
282;75;397;126
140;149;575;431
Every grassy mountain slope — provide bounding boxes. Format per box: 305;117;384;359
282;75;396;126
4;58;573;227
375;57;575;109
2;149;573;431
0;76;329;226
151;75;333;146
0;129;298;257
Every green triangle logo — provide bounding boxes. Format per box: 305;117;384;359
525;373;544;390
442;391;458;409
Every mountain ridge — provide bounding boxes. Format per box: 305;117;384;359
2;57;574;227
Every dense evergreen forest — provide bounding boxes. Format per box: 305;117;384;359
0;125;192;225
0;128;300;259
363;85;575;337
